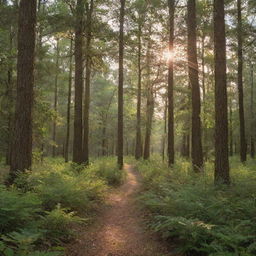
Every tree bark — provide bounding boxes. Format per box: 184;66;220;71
135;22;142;160
52;38;59;157
201;34;206;104
65;38;73;162
162;96;167;161
73;0;84;164
102;125;107;156
143;42;154;160
250;64;255;158
117;0;125;169
214;0;230;185
6;28;14;165
9;0;37;183
187;0;203;172
167;0;175;166
143;94;154;160
237;0;247;162
229;99;233;156
82;0;93;165
201;33;208;159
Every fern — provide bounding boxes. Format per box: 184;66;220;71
137;156;256;256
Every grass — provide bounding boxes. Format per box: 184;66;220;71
135;155;256;256
0;157;124;256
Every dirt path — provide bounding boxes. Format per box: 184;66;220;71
68;164;174;256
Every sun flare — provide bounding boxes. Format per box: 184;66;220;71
163;50;174;61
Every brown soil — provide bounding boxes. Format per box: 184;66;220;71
68;164;176;256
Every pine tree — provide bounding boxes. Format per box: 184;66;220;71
9;0;37;184
52;38;59;157
214;0;230;185
237;0;247;162
187;0;203;172
82;0;94;165
73;0;84;164
117;0;126;169
167;0;175;167
65;38;73;162
135;21;142;160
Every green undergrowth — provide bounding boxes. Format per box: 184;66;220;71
136;155;256;256
0;157;123;256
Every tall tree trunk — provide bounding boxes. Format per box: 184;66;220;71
229;99;233;156
237;0;246;162
82;0;93;165
167;0;175;166
187;0;203;172
117;0;125;169
201;34;208;159
201;34;206;104
52;38;59;157
135;22;142;160
73;0;84;164
143;92;154;160
214;0;230;185
102;124;107;156
250;64;255;158
6;28;14;165
9;0;37;183
162;96;167;161
65;38;73;162
143;42;154;160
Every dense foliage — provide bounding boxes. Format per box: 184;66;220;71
136;157;256;255
0;157;122;256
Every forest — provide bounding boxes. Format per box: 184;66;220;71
0;0;256;255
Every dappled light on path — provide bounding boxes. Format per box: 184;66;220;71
68;164;174;256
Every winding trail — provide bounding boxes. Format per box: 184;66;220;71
68;164;174;256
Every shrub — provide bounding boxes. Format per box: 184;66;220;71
0;229;63;256
0;157;123;255
41;205;86;243
35;170;107;212
15;160;108;213
0;185;42;233
88;157;124;186
137;157;256;256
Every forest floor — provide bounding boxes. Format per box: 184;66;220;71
67;164;175;256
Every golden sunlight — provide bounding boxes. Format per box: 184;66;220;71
163;49;174;62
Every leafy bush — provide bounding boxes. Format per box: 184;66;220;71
41;205;85;243
137;156;256;256
0;157;122;255
15;159;108;212
2;229;43;255
88;157;124;186
35;170;107;212
0;185;42;233
0;229;62;256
